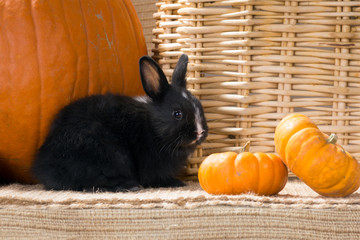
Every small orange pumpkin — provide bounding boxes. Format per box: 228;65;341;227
274;113;360;197
0;0;147;183
198;143;288;195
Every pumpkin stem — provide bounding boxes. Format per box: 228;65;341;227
239;141;251;153
327;133;338;144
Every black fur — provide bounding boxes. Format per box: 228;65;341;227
31;54;208;192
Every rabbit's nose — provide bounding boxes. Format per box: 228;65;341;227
196;130;206;141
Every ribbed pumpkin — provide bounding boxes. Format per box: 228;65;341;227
275;113;360;197
198;143;288;195
0;0;147;183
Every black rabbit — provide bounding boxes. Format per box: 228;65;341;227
31;54;208;192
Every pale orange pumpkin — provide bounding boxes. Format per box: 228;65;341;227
274;113;360;197
198;143;288;195
0;0;147;183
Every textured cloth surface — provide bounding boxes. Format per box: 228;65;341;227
1;179;360;239
0;179;360;209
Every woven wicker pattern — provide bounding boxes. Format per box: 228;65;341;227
132;0;157;54
153;0;360;178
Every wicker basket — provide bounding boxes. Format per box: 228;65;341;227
132;0;158;54
153;0;360;178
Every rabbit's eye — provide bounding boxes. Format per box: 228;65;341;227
172;110;183;120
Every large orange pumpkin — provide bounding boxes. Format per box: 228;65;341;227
198;143;288;195
0;0;147;183
275;113;360;197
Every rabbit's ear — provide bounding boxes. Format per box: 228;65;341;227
171;54;188;89
139;56;170;100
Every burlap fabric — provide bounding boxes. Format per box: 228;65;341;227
0;179;360;239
